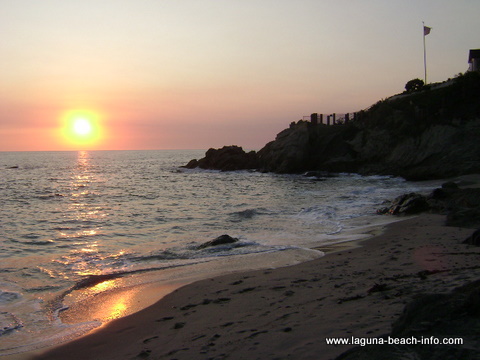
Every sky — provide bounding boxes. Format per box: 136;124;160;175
1;0;478;151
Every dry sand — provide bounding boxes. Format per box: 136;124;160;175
30;214;479;360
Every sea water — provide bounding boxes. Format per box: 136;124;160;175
0;150;441;355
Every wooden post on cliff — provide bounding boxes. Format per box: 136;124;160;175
319;113;323;125
310;113;318;125
345;113;349;124
333;113;336;125
327;115;330;125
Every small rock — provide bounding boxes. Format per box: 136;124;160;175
197;235;239;249
463;229;480;246
378;193;430;215
441;181;459;189
367;283;389;294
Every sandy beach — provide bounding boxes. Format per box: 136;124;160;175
26;213;479;360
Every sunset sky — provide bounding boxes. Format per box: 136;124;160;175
1;0;478;151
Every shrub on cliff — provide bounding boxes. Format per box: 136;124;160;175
405;78;425;92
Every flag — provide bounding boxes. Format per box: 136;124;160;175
424;26;431;36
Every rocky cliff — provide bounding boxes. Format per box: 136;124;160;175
186;72;480;180
260;72;480;180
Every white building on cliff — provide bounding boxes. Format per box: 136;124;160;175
468;49;480;71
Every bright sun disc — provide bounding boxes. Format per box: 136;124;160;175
61;110;103;148
73;118;93;136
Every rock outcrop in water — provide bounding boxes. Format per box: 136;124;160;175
197;235;239;249
185;72;480;181
183;146;258;171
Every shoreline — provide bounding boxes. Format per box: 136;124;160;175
58;246;324;326
4;211;403;359
30;213;480;360
3;247;322;360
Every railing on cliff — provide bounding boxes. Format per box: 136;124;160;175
301;112;366;125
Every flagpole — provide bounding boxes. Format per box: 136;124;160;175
423;21;427;84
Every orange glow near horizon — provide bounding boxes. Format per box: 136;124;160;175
59;109;104;149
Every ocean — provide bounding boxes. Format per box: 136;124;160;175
0;150;441;356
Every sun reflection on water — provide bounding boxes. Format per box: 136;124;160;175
48;152;151;326
87;279;131;321
52;151;116;278
61;278;139;324
89;279;118;294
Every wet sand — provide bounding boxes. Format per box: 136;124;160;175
29;213;480;360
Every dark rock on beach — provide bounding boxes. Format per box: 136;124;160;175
378;181;480;229
443;186;480;228
336;280;480;360
463;229;480;246
377;193;430;215
183;146;258;171
197;235;239;249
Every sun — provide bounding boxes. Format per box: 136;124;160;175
60;109;103;148
73;118;93;136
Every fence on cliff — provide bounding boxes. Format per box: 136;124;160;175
301;112;364;125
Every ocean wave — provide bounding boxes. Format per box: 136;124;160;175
51;240;290;301
34;194;64;200
20;237;55;246
228;208;270;222
55;242;298;302
0;290;21;304
0;312;23;337
126;239;264;264
229;208;258;219
129;249;189;262
71;274;121;291
24;285;65;293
